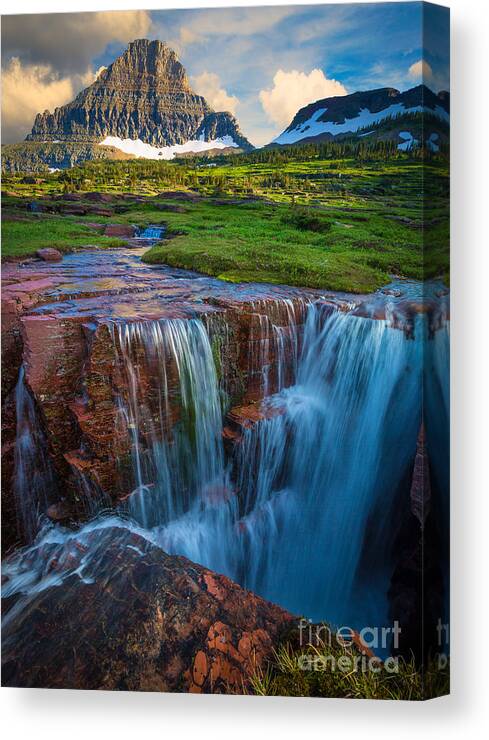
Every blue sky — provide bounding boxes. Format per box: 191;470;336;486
2;3;450;145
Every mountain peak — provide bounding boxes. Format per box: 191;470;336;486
26;39;252;151
92;37;193;96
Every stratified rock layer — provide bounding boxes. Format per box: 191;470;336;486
0;245;323;547
26;39;252;150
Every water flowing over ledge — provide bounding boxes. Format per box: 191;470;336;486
2;246;449;666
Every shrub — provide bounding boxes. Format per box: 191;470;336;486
281;206;333;233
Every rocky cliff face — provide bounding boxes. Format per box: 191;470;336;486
196;112;251;150
1;142;134;173
26;39;252;150
0;234;322;550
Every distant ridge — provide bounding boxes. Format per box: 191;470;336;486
271;85;449;148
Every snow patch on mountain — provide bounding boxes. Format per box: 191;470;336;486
427;132;440;152
274;103;449;145
99;135;238;160
397;131;419;151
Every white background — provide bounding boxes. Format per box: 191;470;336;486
1;0;488;737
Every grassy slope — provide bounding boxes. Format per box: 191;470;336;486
2;216;125;259
140;199;422;293
249;639;449;700
138;157;448;291
1;155;449;290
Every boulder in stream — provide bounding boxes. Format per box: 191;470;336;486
36;248;63;262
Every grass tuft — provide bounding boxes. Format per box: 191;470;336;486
249;637;449;700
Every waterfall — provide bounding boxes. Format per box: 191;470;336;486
13;367;57;543
232;308;422;628
107;303;422;633
107;305;424;630
6;296;442;643
137;226;164;240
246;298;307;396
111;318;232;531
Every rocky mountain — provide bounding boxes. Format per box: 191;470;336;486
272;84;450;149
195;112;251;150
24;38;252;157
1;141;135;173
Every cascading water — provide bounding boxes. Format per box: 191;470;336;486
105;302;423;635
232;308;423;629
246;298;307;396
12;367;58;543
136;225;165;240
108;316;244;576
4;292;448;650
111;319;231;522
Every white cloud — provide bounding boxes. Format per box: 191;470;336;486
1;8;151;144
2;10;151;75
179;27;204;46
408;60;433;81
1;59;114;143
77;66;107;89
94;66;107;81
191;72;239;115
1;58;75;143
171;7;295;41
259;69;347;127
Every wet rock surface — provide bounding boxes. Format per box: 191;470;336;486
35;248;63;262
104;224;137;238
0;249;309;546
2;524;294;691
0;246;447;547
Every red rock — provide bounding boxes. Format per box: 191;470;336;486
55;193;83;202
226;399;286;435
104;224;136;238
1;526;295;692
222;426;241;442
156;191;202;202
36;248;63;262
63;450;95;473
192;651;208;686
203;573;226;600
84;192;115;203
46;502;72;522
59;204;87;216
88;209;113;217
